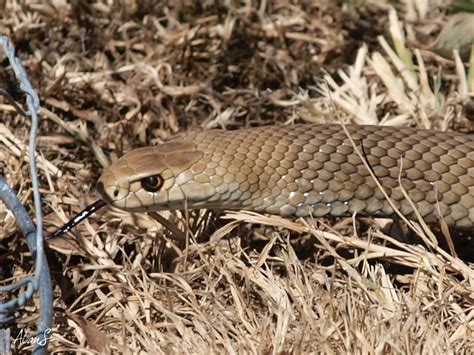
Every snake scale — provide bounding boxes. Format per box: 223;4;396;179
96;124;473;230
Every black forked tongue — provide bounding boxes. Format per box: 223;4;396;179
48;199;107;239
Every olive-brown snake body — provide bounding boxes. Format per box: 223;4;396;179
97;124;473;229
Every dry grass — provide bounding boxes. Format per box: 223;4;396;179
0;0;473;353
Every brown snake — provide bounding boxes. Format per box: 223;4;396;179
96;124;473;230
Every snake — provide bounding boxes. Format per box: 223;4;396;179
96;124;473;230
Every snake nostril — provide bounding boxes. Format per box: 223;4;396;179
113;189;119;197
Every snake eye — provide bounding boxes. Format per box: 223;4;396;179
141;175;163;192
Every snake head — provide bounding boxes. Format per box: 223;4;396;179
96;142;206;212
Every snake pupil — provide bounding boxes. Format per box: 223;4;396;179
141;175;162;192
